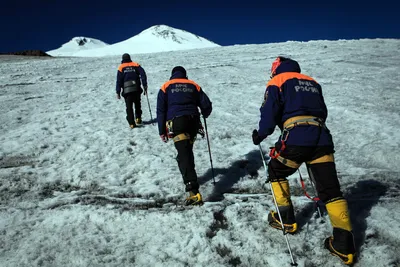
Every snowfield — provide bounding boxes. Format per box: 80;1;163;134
1;38;400;267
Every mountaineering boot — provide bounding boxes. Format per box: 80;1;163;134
325;228;356;265
136;118;142;125
268;180;298;233
268;205;298;234
324;198;356;265
184;191;203;206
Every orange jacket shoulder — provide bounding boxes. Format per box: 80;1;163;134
267;72;316;89
161;79;201;93
118;62;140;72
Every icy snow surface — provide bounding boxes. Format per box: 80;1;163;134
1;38;400;267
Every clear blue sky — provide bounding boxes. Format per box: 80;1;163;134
2;0;398;53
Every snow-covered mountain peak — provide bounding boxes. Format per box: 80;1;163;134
133;24;217;46
47;25;220;57
47;37;109;56
70;37;108;47
139;25;204;44
141;24;176;34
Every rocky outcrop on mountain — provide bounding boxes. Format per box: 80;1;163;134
1;50;52;57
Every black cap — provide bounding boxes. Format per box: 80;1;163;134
171;66;187;77
122;53;131;61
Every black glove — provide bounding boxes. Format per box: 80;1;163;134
143;85;148;95
252;129;263;145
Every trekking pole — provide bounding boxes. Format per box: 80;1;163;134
203;117;215;185
304;166;323;218
258;144;297;266
145;92;154;125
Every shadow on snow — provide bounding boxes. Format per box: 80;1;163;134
199;149;265;202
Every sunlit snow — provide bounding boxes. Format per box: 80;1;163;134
1;38;400;267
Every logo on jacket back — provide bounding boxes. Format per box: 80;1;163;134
124;67;136;73
295;80;320;94
171;84;194;93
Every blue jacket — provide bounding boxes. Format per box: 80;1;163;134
116;59;147;95
258;59;333;146
157;71;212;135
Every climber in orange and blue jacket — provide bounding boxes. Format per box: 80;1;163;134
116;53;148;128
157;66;212;206
252;57;356;265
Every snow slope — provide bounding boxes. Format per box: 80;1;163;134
1;38;400;267
47;25;220;57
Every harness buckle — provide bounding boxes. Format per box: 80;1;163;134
166;120;174;138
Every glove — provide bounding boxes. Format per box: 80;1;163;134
160;134;168;143
198;122;205;138
143;85;148;95
252;129;264;145
116;94;121;99
198;128;205;138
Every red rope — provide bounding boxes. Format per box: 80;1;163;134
269;140;286;159
299;173;320;202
